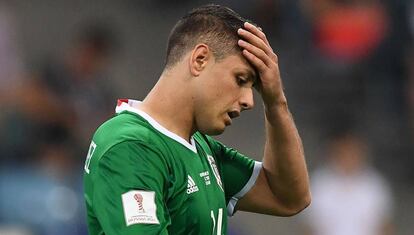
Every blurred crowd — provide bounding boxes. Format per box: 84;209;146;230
0;3;118;234
0;0;412;234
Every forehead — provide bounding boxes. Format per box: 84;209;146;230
217;54;257;79
218;53;250;69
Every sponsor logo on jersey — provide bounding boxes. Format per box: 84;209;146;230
207;155;223;191
187;175;199;194
122;190;159;226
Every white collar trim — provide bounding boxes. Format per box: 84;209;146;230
115;99;197;153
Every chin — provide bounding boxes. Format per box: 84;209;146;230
209;129;225;136
199;125;226;136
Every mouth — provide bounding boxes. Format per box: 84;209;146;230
227;111;240;119
224;110;240;126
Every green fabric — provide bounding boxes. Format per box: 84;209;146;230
83;111;257;235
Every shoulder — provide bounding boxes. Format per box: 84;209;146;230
88;111;172;169
94;111;165;150
95;139;170;182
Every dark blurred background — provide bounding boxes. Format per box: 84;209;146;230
0;0;412;234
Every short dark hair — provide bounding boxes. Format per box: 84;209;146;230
165;4;252;68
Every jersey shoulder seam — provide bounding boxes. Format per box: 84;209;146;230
99;139;164;163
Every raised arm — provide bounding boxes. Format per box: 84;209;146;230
235;22;311;216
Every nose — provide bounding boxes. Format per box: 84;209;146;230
239;88;254;111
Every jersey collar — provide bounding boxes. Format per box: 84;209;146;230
115;99;197;153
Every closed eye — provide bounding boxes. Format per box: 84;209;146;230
236;76;248;86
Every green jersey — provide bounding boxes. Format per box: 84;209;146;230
83;99;261;235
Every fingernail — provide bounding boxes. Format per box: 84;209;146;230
237;28;243;33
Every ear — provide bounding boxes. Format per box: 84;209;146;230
189;44;211;77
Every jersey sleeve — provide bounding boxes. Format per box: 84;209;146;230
92;141;170;235
205;136;262;216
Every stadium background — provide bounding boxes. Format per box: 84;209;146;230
0;0;413;234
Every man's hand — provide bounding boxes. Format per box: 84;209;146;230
236;22;311;216
237;22;286;107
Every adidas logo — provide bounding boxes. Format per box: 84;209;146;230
187;175;199;194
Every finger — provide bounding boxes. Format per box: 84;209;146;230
238;39;273;67
244;22;271;47
244;22;270;46
238;28;273;57
241;49;267;72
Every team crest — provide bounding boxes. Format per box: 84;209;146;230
207;155;223;191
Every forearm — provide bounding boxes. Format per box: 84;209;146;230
236;21;310;214
262;99;311;210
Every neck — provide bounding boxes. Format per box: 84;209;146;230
140;65;196;142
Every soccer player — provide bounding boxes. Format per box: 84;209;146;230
83;4;311;235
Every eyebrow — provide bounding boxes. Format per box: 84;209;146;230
244;69;258;86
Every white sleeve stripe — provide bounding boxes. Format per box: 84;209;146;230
227;161;262;216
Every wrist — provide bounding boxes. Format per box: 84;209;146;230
264;96;290;123
263;94;288;110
